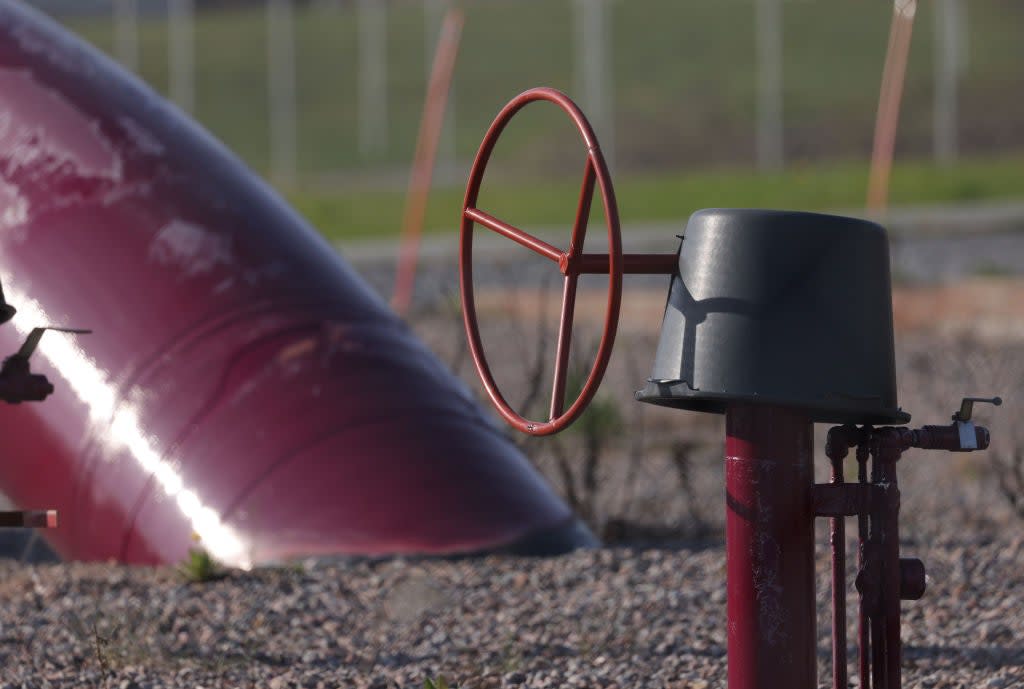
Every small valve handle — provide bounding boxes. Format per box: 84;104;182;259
10;326;92;362
954;396;1002;422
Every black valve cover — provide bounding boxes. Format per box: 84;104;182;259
636;208;909;425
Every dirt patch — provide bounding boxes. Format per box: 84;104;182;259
892;277;1024;340
475;276;1024;342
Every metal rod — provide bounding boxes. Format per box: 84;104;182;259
830;453;848;689
725;404;816;689
879;458;903;689
869;448;886;689
857;443;872;689
550;274;579;420
568;156;596;257
574;253;677;275
463;208;564;264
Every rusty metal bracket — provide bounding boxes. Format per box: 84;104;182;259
820;396;999;689
0;510;57;528
812;483;874;517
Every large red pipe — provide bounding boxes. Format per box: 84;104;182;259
0;2;594;567
725;404;817;689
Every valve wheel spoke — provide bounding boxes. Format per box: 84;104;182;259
567;156;596;262
550;274;579;420
463;207;564;264
549;156;597;420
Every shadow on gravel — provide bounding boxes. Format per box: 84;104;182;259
903;644;1024;668
0;529;60;563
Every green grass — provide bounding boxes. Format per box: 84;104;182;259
289;154;1024;241
176;546;226;583
50;1;1024;242
57;0;1024;181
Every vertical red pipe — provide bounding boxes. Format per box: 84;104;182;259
830;454;848;689
726;404;817;689
878;458;903;689
856;445;873;689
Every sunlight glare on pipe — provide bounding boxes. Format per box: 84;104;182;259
0;273;252;568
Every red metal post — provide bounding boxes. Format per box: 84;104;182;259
725;404;817;689
829;452;849;689
869;439;904;689
856;443;872;689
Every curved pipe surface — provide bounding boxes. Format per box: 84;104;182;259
0;2;594;567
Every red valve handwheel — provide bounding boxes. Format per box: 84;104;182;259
460;87;623;436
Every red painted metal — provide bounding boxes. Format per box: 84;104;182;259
722;411;988;689
460;87;626;436
827;449;849;689
456;73;1004;689
725;403;817;689
462;208;565;264
856;443;872;689
0;3;592;567
817;418;994;689
574;253;677;275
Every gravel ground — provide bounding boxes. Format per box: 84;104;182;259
0;537;1022;689
2;210;1022;688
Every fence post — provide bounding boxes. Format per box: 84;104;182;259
573;0;614;171
113;0;139;72
168;0;194;113
358;0;388;158
933;0;961;166
267;0;298;187
425;0;457;183
755;0;783;171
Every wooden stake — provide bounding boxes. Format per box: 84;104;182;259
867;0;917;212
392;8;464;316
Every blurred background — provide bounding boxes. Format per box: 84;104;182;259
23;0;1024;242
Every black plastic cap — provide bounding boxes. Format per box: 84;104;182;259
636;209;909;425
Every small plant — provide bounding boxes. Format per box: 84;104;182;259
91;619;112;680
177;546;226;583
176;535;226;582
970;260;1015;278
424;675;451;689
